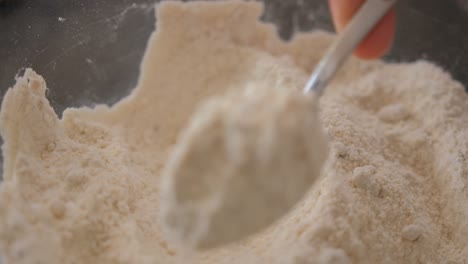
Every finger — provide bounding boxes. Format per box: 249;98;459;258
354;9;395;59
328;0;396;60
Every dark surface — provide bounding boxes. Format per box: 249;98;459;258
0;0;157;114
1;0;468;117
389;0;468;82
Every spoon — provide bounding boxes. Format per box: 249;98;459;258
161;0;397;251
305;0;397;95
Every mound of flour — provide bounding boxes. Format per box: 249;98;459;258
0;1;466;264
161;82;328;250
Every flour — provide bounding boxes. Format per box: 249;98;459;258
0;1;467;264
161;83;328;250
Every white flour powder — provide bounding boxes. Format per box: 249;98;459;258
161;82;328;250
0;1;467;264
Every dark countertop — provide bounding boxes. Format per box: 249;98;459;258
1;0;468;116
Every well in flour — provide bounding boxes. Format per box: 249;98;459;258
0;1;466;264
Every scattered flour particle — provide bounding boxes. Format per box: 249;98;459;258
333;142;348;158
65;171;86;186
320;248;350;264
46;142;56;152
401;224;423;241
443;261;458;264
351;165;381;197
378;103;409;123
382;257;393;264
49;201;66;219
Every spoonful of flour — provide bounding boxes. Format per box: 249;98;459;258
161;81;328;250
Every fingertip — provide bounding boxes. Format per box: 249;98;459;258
328;0;396;60
354;8;396;60
329;0;366;31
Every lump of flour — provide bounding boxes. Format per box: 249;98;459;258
0;1;467;264
161;83;328;250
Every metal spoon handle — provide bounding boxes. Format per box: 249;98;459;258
304;0;397;94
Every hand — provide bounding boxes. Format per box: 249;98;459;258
329;0;396;60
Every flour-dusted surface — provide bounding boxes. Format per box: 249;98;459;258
0;1;467;264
